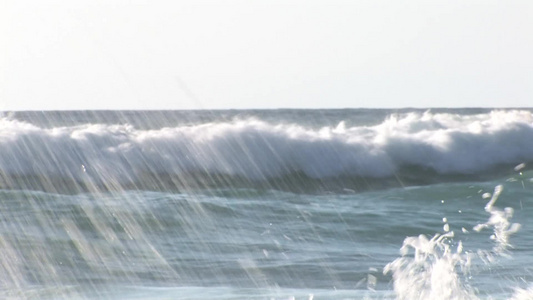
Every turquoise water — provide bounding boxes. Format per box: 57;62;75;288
0;109;532;299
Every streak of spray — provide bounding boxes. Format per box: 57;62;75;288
383;185;523;300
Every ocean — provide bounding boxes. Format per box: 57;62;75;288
0;109;532;299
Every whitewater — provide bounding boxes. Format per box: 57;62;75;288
0;109;532;299
2;109;533;192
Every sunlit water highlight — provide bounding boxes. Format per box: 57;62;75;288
0;109;532;299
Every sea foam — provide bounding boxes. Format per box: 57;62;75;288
1;110;532;191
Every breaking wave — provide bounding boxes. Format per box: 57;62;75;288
1;110;532;192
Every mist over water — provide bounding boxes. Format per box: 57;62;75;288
0;109;532;299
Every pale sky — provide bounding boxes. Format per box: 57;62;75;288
2;0;532;110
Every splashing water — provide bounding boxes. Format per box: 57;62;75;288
384;232;477;299
473;185;521;255
384;185;527;300
510;286;533;300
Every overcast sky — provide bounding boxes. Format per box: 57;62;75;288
2;0;532;110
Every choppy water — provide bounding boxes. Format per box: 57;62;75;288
0;109;532;299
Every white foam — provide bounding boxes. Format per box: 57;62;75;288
1;110;532;183
510;286;533;300
384;185;523;300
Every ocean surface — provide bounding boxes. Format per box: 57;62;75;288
0;109;532;299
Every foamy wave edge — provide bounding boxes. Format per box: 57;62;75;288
1;110;532;192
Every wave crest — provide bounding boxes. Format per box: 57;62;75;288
1;110;532;192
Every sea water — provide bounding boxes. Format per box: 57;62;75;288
0;109;532;299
